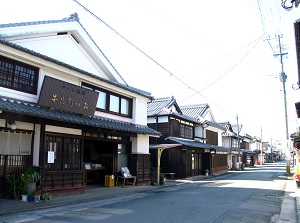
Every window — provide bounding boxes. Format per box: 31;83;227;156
97;91;106;109
0;55;39;94
109;95;119;113
45;134;82;171
180;124;193;139
232;138;238;148
82;82;132;117
117;144;129;172
0;131;32;155
121;98;129;115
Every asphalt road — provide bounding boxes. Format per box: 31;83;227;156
0;163;289;223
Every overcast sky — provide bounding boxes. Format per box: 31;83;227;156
1;0;300;144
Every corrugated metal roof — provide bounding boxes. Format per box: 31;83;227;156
165;137;213;149
0;97;161;136
203;120;226;131
213;146;230;152
149;144;182;149
180;104;209;119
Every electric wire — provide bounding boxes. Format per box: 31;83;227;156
72;0;283;124
256;0;280;62
181;36;263;90
178;36;262;104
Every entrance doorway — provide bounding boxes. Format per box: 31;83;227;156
83;140;116;185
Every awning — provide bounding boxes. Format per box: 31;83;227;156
212;146;230;152
0;97;161;136
149;144;182;149
203;120;226;131
243;149;256;154
165;137;213;149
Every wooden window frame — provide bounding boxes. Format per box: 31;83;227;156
0;55;39;95
180;124;193;139
82;82;132;118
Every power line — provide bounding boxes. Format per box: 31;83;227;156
73;0;181;85
178;36;262;102
256;0;280;62
72;0;228;112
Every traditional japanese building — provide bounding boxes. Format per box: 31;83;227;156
0;13;160;198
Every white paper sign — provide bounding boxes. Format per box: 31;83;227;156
48;151;54;163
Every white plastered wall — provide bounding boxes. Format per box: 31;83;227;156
131;134;150;154
132;98;148;125
45;125;82;135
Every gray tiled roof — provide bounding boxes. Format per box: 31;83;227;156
0;13;128;85
0;14;152;99
0;39;152;99
147;97;177;116
218;122;236;137
0;97;161;136
180;104;209;119
147;97;199;123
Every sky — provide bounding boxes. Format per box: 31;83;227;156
0;0;300;144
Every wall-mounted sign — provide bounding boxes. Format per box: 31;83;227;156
47;151;54;163
38;76;99;116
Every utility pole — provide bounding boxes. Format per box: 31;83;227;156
270;138;273;163
261;126;263;165
236;115;242;170
274;34;290;173
237;115;240;170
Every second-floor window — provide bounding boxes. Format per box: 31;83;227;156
180;124;193;139
0;55;39;95
82;82;132;118
232;138;238;148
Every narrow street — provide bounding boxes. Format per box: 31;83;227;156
0;163;293;223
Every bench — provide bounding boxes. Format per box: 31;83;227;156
161;173;175;179
116;176;136;187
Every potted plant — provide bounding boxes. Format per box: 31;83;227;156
205;169;210;176
34;187;41;202
41;191;54;201
6;175;25;200
21;167;41;194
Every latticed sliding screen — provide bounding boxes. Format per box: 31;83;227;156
0;55;39;95
44;134;83;171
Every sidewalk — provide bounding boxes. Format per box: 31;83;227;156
0;179;183;216
278;172;299;223
0;170;298;223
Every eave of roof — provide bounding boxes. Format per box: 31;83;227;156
0;13;128;86
149;144;182;149
204;121;226;131
180;104;209;119
212;146;230;152
147;97;177;116
0;97;161;136
170;112;200;124
0;38;153;100
165;137;213;149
